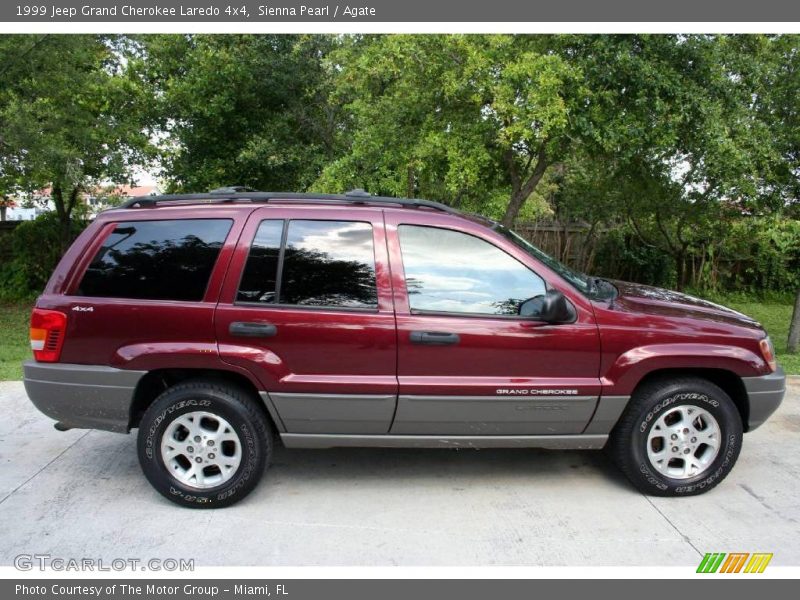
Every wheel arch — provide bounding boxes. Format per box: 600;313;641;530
129;367;280;433
629;368;750;431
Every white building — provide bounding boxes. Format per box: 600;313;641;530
3;205;44;221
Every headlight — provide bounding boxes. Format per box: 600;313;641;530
759;336;777;372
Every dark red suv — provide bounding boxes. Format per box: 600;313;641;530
24;189;785;507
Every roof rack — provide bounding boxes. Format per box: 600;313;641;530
118;187;462;215
208;185;260;194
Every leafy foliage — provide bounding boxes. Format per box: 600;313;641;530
313;35;586;226
0;213;86;300
1;33;799;311
0;35;153;248
135;35;338;192
724;217;800;292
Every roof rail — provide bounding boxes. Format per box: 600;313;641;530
118;188;463;215
208;185;259;194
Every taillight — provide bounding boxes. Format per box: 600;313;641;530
30;308;67;362
759;337;777;373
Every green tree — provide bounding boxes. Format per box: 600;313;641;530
746;35;800;210
550;35;781;290
0;35;152;249
749;35;800;350
313;35;585;226
136;34;339;193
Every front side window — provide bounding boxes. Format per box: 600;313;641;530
398;225;546;316
237;219;378;309
77;219;232;301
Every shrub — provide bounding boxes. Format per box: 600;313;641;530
577;216;798;294
721;217;800;293
592;227;675;287
0;213;87;301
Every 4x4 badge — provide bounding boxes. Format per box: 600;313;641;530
71;306;94;312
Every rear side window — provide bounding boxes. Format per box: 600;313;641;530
237;219;378;309
282;220;377;308
77;219;233;301
236;220;283;304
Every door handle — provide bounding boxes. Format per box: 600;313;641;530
229;322;277;338
409;331;460;346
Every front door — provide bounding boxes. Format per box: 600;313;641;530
384;212;602;435
215;206;397;434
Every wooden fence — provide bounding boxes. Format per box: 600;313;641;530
514;220;602;273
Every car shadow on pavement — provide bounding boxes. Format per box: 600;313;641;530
68;430;637;507
265;443;633;490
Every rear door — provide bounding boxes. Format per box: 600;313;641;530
384;211;602;435
52;210;242;371
215;206;398;434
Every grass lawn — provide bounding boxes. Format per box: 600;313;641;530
0;302;32;381
0;296;797;381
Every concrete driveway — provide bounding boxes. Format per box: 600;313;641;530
0;379;798;567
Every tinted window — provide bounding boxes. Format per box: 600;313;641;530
398;225;546;316
78;219;232;301
237;220;283;303
280;220;377;308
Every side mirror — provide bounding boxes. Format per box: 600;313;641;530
520;289;576;323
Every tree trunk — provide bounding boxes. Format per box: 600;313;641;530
52;184;79;253
501;146;548;228
0;205;6;221
52;185;68;252
502;189;526;228
788;287;800;354
675;253;688;292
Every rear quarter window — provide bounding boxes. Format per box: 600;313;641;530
76;219;233;301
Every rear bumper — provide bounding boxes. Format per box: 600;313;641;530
742;366;786;431
23;361;145;433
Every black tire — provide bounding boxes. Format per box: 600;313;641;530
137;379;271;508
609;376;743;496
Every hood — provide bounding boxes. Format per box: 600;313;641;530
609;280;763;331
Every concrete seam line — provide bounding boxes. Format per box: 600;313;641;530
642;495;704;559
0;429;91;506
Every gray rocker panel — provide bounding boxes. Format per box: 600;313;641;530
280;433;609;450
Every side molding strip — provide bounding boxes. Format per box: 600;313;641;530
268;392;397;434
280;433;608;450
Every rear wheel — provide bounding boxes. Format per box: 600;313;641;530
137;380;271;508
610;377;743;496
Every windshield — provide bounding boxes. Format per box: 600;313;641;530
492;224;593;296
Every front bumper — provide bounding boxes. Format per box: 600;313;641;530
23;361;146;433
742;366;786;431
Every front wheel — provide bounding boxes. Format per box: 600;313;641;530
137;380;271;508
610;377;743;496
